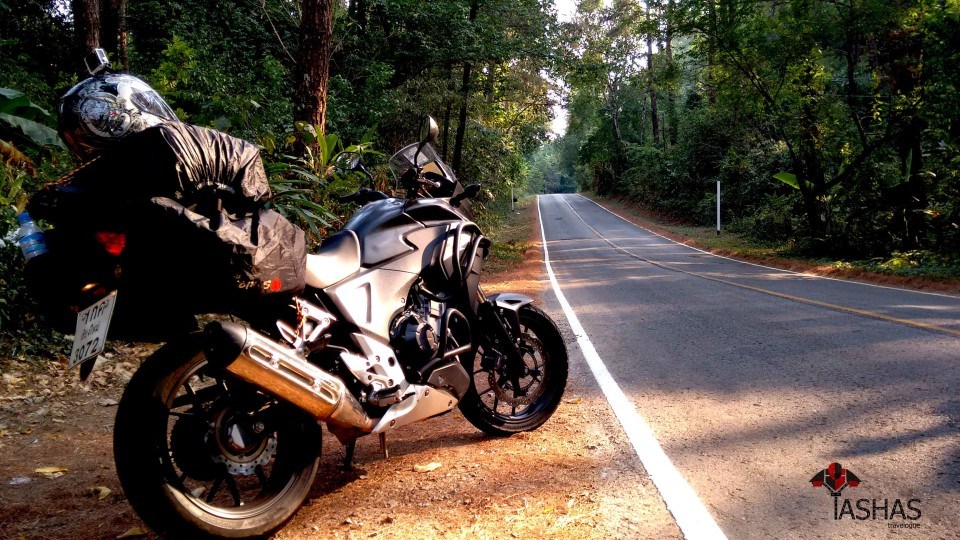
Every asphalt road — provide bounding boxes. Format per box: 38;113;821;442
537;193;960;539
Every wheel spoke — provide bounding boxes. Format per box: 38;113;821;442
206;473;225;502
511;404;517;415
255;465;268;490
225;475;243;507
184;382;205;410
171;393;197;411
493;394;499;412
479;386;495;397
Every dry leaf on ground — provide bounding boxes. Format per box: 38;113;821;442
116;525;149;538
88;486;113;500
413;462;442;473
35;466;68;479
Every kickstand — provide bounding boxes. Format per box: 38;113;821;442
342;440;356;471
379;432;389;459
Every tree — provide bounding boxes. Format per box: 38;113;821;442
71;0;101;76
452;0;480;174
295;0;334;133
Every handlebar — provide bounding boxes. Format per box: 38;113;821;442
338;188;389;205
420;171;445;188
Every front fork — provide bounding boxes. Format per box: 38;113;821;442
476;292;535;395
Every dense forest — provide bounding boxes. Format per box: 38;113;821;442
544;0;960;261
0;0;560;345
2;0;960;345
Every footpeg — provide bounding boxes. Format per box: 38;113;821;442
368;385;402;407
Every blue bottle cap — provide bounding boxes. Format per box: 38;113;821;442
16;212;32;225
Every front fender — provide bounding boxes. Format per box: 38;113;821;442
484;293;534;339
487;292;534;311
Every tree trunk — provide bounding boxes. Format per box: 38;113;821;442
101;0;119;58
349;0;368;36
666;0;677;146
886;25;926;248
119;0;128;71
441;64;454;161
452;61;473;174
646;2;659;144
71;0;101;77
452;0;480;175
484;64;495;104
898;126;926;249
294;0;335;135
706;0;717;105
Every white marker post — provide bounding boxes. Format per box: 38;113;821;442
716;180;721;236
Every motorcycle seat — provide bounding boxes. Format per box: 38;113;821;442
305;230;361;289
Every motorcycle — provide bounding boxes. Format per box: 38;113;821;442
99;117;569;538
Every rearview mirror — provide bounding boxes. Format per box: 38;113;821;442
451;183;482;207
334;152;362;171
419;116;439;144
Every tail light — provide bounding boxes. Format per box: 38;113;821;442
94;231;127;256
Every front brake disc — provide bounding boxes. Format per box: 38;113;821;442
487;333;546;408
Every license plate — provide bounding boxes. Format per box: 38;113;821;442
69;291;118;369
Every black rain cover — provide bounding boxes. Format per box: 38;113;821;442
26;123;306;339
149;197;306;297
52;122;272;208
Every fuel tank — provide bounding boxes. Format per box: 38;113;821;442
343;198;472;267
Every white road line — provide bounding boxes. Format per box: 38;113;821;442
579;194;960;300
537;195;727;540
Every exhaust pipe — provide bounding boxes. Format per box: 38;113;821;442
204;321;375;435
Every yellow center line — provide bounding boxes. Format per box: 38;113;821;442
557;196;960;339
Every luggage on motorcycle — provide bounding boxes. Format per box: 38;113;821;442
24;122;304;338
149;197;306;298
22;232;199;341
50;122;272;207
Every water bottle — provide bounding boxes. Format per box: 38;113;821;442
15;211;49;261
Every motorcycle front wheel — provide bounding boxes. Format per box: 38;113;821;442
459;305;568;436
114;334;321;539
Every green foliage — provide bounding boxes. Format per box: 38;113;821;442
773;173;800;190
0;88;65;151
556;0;960;262
0;86;71;354
728;194;798;247
148;34;292;140
862;251;960;279
263;125;377;243
527;143;577;194
0;0;564;351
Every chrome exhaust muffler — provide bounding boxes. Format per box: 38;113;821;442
204;321;375;436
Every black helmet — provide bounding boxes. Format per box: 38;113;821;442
59;73;179;160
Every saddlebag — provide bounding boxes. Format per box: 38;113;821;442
24;122;306;340
149;196;306;298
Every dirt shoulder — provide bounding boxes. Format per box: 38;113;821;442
584;194;960;296
0;201;679;540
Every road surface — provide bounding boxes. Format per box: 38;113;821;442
536;193;960;539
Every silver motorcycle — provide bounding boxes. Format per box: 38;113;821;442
111;117;568;538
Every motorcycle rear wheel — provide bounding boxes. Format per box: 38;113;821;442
459;305;568;436
114;333;321;539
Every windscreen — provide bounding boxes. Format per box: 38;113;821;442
388;143;458;186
